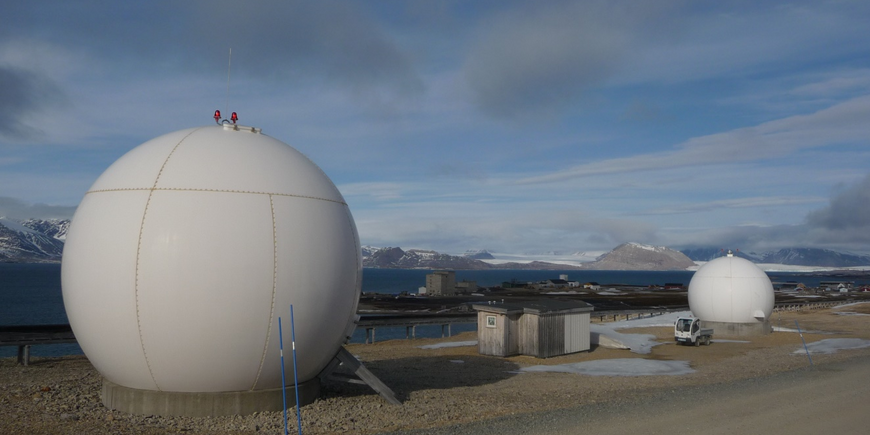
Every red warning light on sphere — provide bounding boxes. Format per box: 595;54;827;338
231;112;238;123
213;110;221;123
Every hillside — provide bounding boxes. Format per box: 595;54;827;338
582;242;695;271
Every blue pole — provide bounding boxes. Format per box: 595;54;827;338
278;317;288;435
291;305;303;435
795;320;813;367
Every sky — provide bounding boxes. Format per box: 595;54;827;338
2;1;870;256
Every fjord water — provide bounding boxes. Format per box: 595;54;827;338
1;263;861;357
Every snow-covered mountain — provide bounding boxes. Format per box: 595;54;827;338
582;243;696;271
680;246;870;267
680;248;763;262
5;218;870;269
0;217;68;262
760;248;870;267
20;218;70;241
462;249;494;260
363;247;491;269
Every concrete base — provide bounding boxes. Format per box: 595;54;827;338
701;320;772;337
102;378;320;417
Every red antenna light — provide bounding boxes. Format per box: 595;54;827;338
231;112;238;124
214;110;221;124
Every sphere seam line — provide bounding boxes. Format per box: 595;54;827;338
134;127;201;391
252;194;279;390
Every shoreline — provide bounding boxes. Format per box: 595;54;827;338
2;305;870;434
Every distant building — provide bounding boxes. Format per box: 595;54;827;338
426;270;456;296
456;280;478;293
556;274;582;288
501;280;528;289
820;281;853;292
544;279;569;289
583;282;600;290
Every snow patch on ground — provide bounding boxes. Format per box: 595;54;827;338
834;302;870;309
591;327;659;354
518;358;694;376
793;338;870;355
543;291;587;295
833;302;870;316
418;340;477;350
589;311;690;354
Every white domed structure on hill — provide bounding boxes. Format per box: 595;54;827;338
687;250;774;336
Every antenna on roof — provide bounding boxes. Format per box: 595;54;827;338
225;47;232;117
213;49;239;125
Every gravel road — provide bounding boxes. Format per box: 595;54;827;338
380;357;870;435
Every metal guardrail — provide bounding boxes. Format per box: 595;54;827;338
357;312;477;343
0;324;76;366
773;301;844;312
354;308;691;343
2;299;863;359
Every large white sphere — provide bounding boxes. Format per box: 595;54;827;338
688;255;774;323
62;125;361;393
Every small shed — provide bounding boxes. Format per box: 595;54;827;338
473;300;593;358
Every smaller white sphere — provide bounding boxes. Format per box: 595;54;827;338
688;254;774;323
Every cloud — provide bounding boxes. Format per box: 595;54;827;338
192;1;425;99
803;174;870;245
517;95;870;184
3;1;424;112
615;2;870;87
664;174;870;253
339;182;405;201
0;66;67;140
354;202;660;254
642;196;823;216
463;1;680;119
789;69;870;98
0;197;76;220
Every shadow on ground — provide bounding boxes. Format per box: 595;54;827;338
320;355;520;402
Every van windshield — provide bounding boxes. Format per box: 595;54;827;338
677;319;693;332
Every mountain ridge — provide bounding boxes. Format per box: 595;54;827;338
2;218;869;268
0;217;68;262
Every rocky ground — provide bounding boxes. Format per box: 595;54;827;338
2;303;870;435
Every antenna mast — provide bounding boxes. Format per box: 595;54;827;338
225;48;232;116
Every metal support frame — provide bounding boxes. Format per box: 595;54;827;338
319;347;401;405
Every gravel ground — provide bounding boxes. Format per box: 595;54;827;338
2;305;869;435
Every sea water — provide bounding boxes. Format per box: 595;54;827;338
1;263;864;357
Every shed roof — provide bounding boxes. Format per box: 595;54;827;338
472;299;593;315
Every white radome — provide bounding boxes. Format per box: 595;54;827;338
688;254;774;323
61;125;361;393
